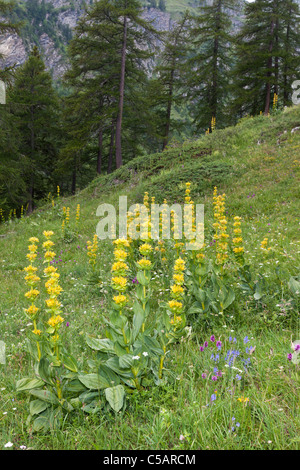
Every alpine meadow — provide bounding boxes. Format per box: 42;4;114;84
0;0;299;453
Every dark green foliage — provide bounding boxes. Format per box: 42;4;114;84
60;0;160;184
7;47;61;212
186;0;238;132
230;0;300;118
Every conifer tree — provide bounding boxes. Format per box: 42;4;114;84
153;10;190;149
8;47;61;212
63;0;159;174
186;0;238;132
230;0;300;118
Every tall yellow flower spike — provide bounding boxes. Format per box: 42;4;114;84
24;236;41;359
43;230;64;360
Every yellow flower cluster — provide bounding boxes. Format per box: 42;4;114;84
111;239;130;308
237;396;249;404
66;207;70;226
260;237;271;252
57;185;60;199
76;204;80;224
184;182;196;246
211;116;216;131
87;234;98;270
213;187;229;265
138;242;153;271
232;216;244;263
273;93;278;110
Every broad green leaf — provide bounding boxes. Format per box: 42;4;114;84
132;301;145;341
105;357;133;378
105;385;125;412
98;364;120;387
38;357;54;385
65;378;87;394
78;373;110;390
29;389;60;405
32;415;50;432
30;399;50;416
119;354;134;369
223;287;235;310
86;335;115;353
288;277;300;296
16;377;44;392
136;270;148;286
61;352;78;373
292;352;300;365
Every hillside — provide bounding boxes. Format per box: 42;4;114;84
0;105;299;310
0;105;299;448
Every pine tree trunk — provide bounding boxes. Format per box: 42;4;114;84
97;126;103;175
108;121;115;174
283;4;292;106
71;155;77;195
162;67;174;151
115;12;127;169
211;0;222;121
28;104;35;213
264;19;275;115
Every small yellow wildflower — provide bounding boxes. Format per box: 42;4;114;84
139;243;153;256
48;315;64;328
26;253;37;262
25;288;40;300
43;240;55;249
113;249;128;261
174;258;185;272
32;328;42;336
111;276;127;292
168;300;183;313
44;250;56;262
137;258;152;270
173;273;184;285
43;230;54;239
113;294;127;307
45;298;61;310
24;305;39;318
28;237;39;244
24;265;38;274
111;261;129;274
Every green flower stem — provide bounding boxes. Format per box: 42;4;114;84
33;318;41;361
158;345;167;379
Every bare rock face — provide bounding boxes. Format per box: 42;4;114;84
0;33;27;68
39;33;67;79
0;4;173;80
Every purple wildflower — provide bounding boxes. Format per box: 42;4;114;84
210;335;215;342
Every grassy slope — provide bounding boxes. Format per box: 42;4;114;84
0;106;300;449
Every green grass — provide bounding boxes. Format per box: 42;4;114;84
0;106;299;450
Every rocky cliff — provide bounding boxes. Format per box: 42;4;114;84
0;0;256;82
